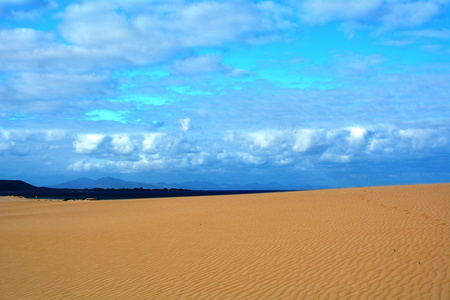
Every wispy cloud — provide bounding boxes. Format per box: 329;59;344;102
300;0;446;30
403;28;450;39
171;55;228;75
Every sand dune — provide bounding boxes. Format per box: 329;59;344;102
1;183;449;299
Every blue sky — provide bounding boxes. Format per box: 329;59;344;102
1;0;449;188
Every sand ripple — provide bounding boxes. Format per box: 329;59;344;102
1;183;449;299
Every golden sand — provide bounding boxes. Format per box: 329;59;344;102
1;183;449;299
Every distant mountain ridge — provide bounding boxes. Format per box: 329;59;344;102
1;177;327;192
50;177;168;190
49;177;324;191
50;177;94;189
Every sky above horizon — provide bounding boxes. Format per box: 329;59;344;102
1;0;449;188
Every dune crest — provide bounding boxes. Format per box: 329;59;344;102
1;183;449;299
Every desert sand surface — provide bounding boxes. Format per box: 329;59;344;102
1;183;449;299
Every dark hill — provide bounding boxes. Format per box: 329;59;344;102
0;180;38;191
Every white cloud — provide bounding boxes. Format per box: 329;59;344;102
237;152;264;165
67;160;84;171
0;28;51;51
0;129;68;156
44;130;65;141
293;129;323;152
338;21;369;38
333;53;386;73
132;153;166;170
300;0;382;25
73;134;105;154
228;127;367;165
223;125;446;168
0;129;29;142
347;126;367;147
52;0;280;69
216;151;228;161
0;129;11;141
190;152;212;166
10;123;434;186
114;153;166;172
382;39;414;47
9;72;111;101
0;28;55;71
1;1;277;73
67;159;105;172
0;137;15;152
367;137;391;153
255;1;297;30
320;152;352;163
365;127;448;153
247;130;281;149
348;54;386;71
300;0;445;31
171;55;226;75
381;1;441;29
166;1;261;46
404;28;450;39
142;133;166;153
111;134;134;154
180;118;191;132
59;2;133;47
398;128;434;149
275;156;294;166
224;131;235;142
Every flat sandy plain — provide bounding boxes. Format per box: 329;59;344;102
1;183;449;299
